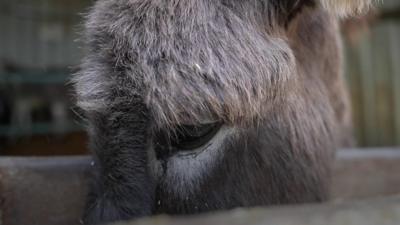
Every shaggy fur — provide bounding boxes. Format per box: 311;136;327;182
74;0;370;224
320;0;375;16
75;0;297;129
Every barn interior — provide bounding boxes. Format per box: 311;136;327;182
0;0;400;225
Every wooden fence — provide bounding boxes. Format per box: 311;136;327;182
345;0;400;147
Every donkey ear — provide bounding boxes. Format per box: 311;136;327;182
319;0;376;17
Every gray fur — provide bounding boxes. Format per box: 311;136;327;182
74;0;295;129
72;0;369;224
319;0;376;16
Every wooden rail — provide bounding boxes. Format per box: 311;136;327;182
0;149;399;225
116;196;400;225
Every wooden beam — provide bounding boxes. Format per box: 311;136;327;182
0;149;399;225
114;196;400;225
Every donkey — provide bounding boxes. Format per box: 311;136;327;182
74;0;374;224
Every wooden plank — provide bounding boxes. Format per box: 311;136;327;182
332;148;400;200
0;157;90;225
388;23;400;145
0;149;399;225
358;34;378;146
113;197;400;225
344;41;366;145
372;24;395;146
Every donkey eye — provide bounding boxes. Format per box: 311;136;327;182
171;122;223;150
154;122;223;160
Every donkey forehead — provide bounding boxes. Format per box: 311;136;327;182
120;7;300;129
139;37;295;128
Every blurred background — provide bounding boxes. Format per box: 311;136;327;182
0;0;399;156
